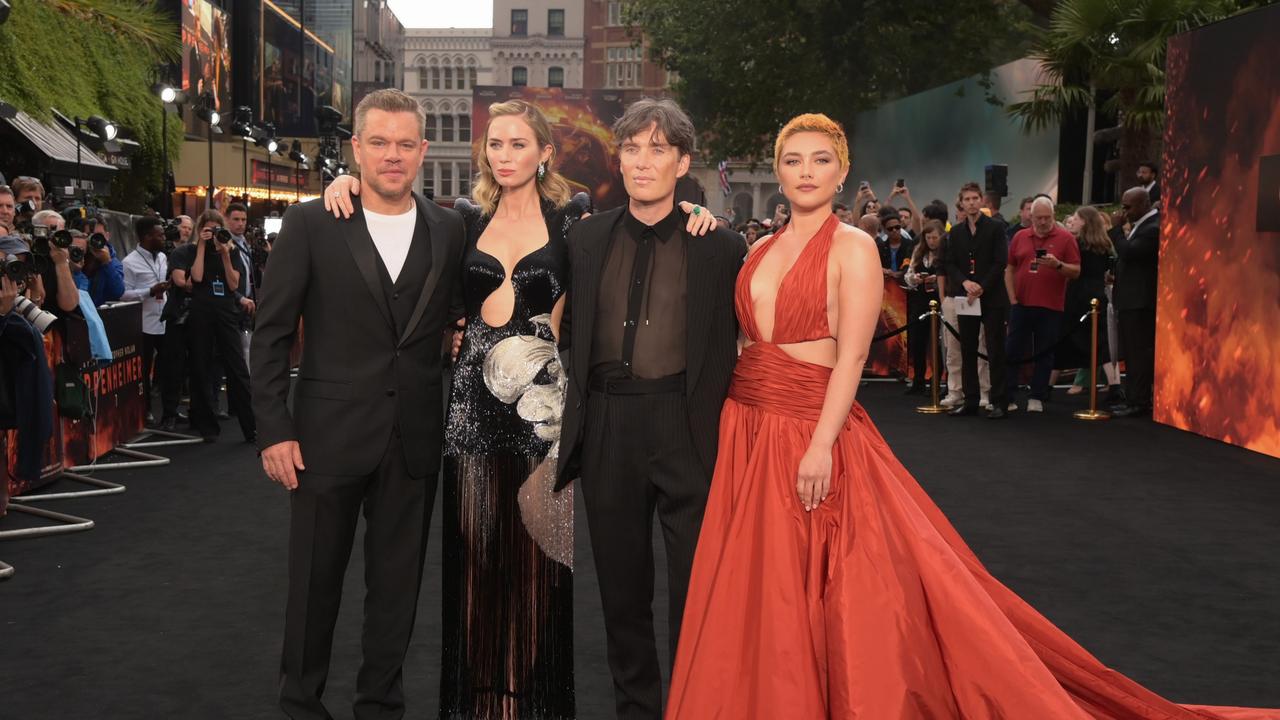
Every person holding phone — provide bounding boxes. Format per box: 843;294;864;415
1003;196;1079;413
903;220;945;394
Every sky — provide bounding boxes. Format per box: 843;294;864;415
387;1;492;29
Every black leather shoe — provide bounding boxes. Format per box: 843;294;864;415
986;406;1009;419
948;405;979;417
1112;404;1151;418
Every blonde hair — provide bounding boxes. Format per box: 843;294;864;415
1074;205;1115;256
473;100;572;216
353;88;425;139
773;113;850;174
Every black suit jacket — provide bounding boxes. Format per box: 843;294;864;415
250;194;465;478
555;206;743;490
1112;211;1160;312
942;214;1009;307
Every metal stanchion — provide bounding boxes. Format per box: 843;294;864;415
68;446;170;473
1074;298;1111;421
122;429;204;449
12;472;125;502
917;300;946;414
0;502;95;539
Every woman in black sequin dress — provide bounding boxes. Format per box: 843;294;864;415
325;100;717;719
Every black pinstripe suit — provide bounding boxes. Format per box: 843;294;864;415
556;206;742;720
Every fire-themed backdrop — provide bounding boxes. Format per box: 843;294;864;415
469;87;910;377
1159;5;1280;458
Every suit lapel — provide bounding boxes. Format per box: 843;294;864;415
685;226;715;395
398;193;447;348
571;207;624;396
346;199;396;335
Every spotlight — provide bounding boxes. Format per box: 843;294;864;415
195;93;220;126
289;139;307;164
230;106;255;138
154;84;187;105
316;105;343;134
85;115;118;141
258;136;279;153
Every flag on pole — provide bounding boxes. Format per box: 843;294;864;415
718;160;731;197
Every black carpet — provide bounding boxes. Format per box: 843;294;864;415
2;384;1278;719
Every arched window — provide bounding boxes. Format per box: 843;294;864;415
441;115;455;143
443;67;454;90
458;114;471;143
430;67;440;90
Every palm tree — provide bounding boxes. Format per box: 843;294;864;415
1007;0;1253;202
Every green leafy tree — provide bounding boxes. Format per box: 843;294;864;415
0;0;182;212
626;0;1038;161
1007;0;1266;194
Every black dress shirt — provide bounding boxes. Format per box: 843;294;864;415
590;207;688;379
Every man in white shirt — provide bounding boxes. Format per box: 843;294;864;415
122;216;171;425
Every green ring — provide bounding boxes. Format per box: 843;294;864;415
693;206;701;216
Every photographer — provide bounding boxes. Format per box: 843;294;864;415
160;218;194;431
68;223;125;307
0;185;14;234
171;209;255;442
122;217;171;424
11;176;44;212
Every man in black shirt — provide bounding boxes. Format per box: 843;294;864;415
943;181;1010;418
557;99;743;720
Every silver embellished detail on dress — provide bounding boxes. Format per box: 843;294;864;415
482;314;574;569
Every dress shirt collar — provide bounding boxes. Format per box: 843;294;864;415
1128;208;1159;238
624;205;683;243
135;246;160;263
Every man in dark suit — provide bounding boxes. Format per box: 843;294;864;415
556;98;742;720
943;181;1010;418
1137;161;1161;207
1111;186;1160;418
251;89;464;720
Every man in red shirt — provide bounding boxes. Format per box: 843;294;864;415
1004;197;1080;412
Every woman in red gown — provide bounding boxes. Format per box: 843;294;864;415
665;113;1280;720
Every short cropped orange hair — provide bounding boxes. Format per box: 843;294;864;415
773;113;850;174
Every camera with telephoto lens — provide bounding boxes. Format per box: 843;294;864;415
51;228;73;249
162;219;182;248
88;232;108;251
213;228;233;244
13;295;58;335
68;245;85;264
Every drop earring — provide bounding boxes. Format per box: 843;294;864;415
538;162;546;180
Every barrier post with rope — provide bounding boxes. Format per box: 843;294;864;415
916;300;946;414
1073;297;1111;421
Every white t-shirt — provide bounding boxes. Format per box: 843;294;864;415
364;206;417;283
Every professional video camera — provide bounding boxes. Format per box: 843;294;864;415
15;198;38;217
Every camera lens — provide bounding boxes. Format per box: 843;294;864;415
89;232;108;250
214;228;232;244
52;230;73;248
69;246;85;264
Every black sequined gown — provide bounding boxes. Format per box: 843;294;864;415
440;194;588;719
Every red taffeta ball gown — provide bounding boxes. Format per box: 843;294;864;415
666;213;1279;720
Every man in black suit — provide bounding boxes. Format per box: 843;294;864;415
943;181;1010;419
251;89;464;720
1137;161;1161;207
555;98;742;720
1111;187;1160;418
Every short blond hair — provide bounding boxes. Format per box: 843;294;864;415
353;89;425;140
773;113;850;174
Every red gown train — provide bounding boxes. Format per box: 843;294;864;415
666;214;1279;720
